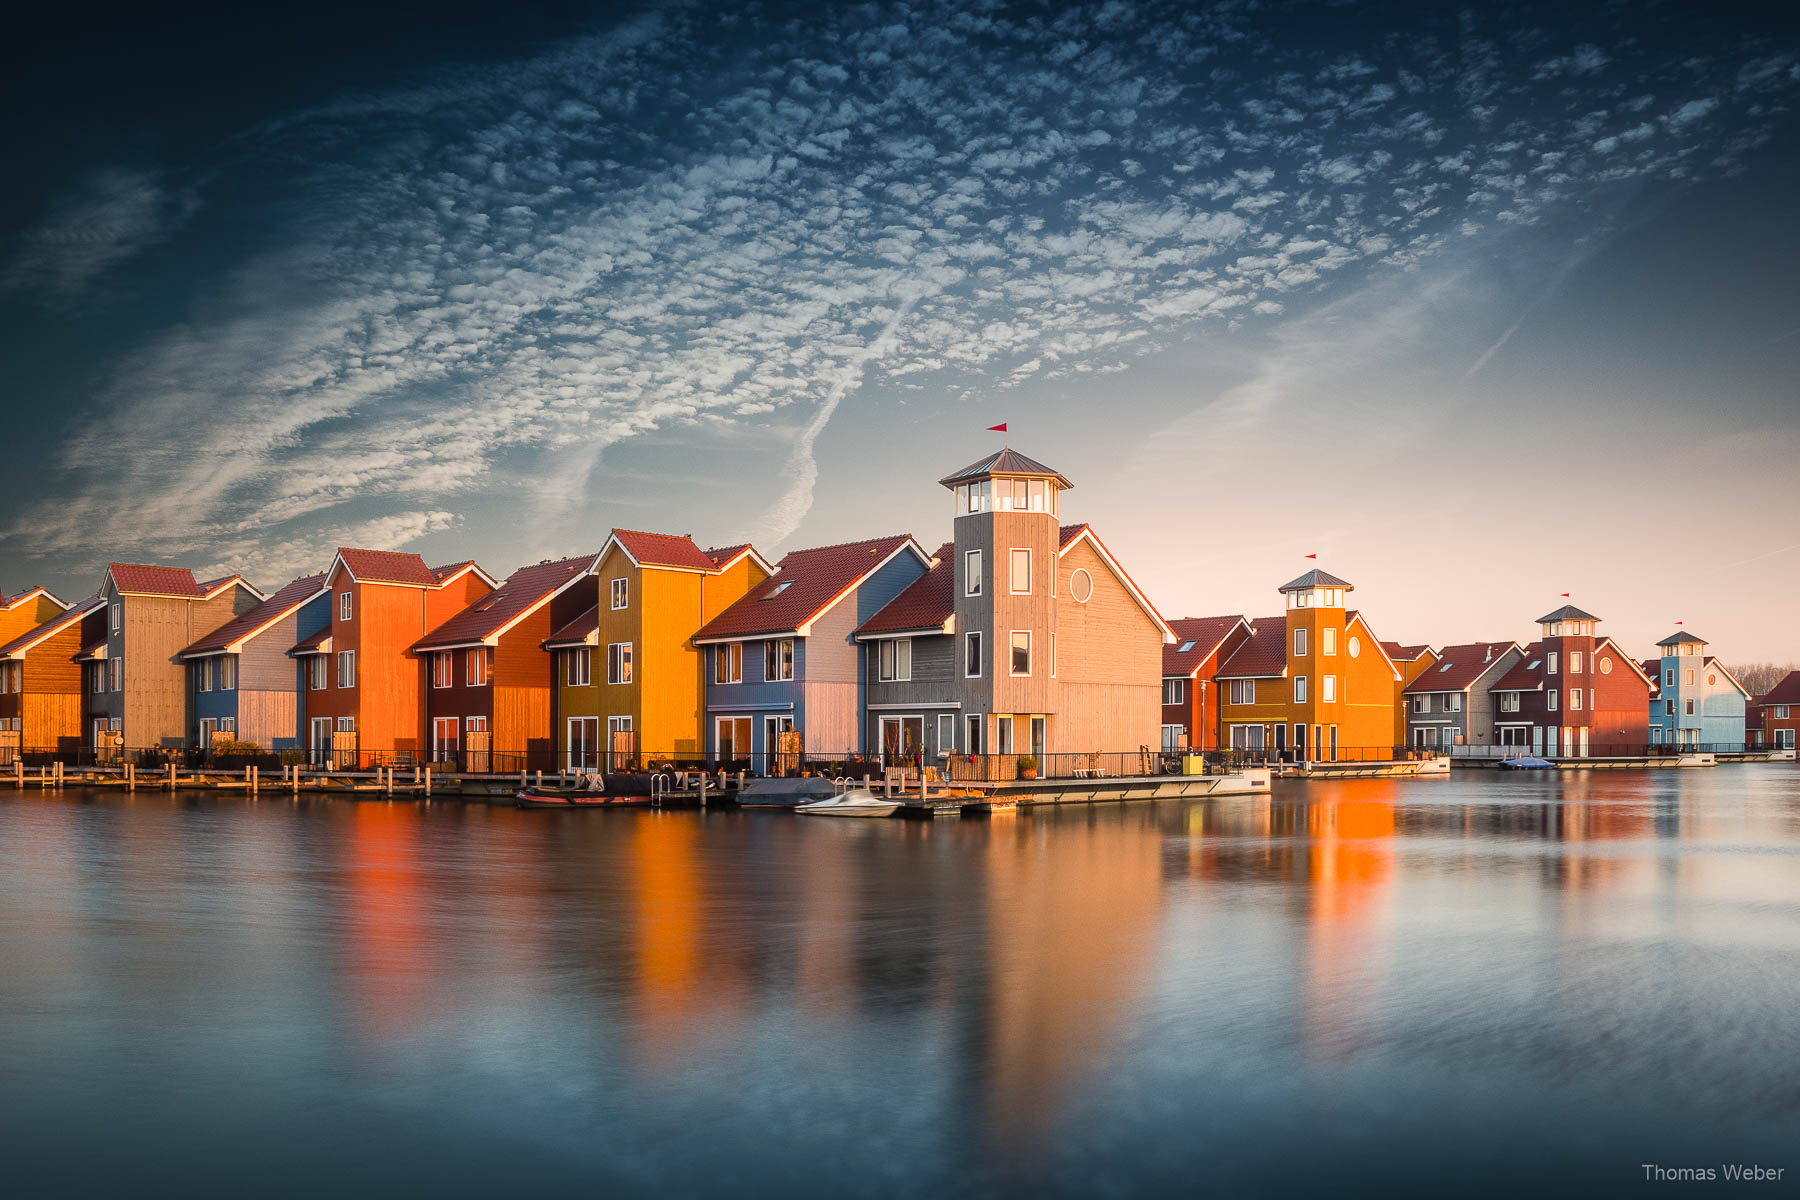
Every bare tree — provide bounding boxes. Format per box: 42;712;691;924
1725;662;1800;698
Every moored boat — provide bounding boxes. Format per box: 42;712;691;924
514;785;654;808
1498;757;1554;770
795;789;902;818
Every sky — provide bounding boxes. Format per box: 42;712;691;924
2;0;1798;659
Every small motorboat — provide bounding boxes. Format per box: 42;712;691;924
737;776;841;809
794;789;902;818
1498;757;1554;770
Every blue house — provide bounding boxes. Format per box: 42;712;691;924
692;534;931;772
1646;630;1749;750
179;573;329;752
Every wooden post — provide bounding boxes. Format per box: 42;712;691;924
535;769;542;788
424;766;431;798
168;761;175;791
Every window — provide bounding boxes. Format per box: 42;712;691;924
1570;688;1583;710
1412;695;1429;714
432;716;459;759
1322;627;1337;656
608;642;634;685
0;662;19;693
1069;568;1093;603
1229;679;1256;705
1773;705;1789;720
1321;675;1336;703
110;602;121;633
965;631;983;678
1547;652;1558;674
877;638;912;682
339;592;352;621
1293;676;1308;704
1348;637;1361;658
336;717;355;733
1547;690;1559;712
1162;724;1186;752
196;661;212;693
1707;673;1717;686
432;652;453;688
1010;631;1031;677
715;642;742;685
764;639;794;682
467;647;491;687
1499;692;1520;712
1685;669;1695;686
109;656;123;691
1570;651;1582;673
220;657;235;691
1010;548;1031;594
1294;628;1307;657
611;578;629;610
337;650;356;688
964;550;983;597
1665;669;1675;686
565;647;592;687
1163;679;1186;706
1685;699;1696;716
308;656;328;690
937;712;955;756
966;713;984;755
763;581;793;599
1600;658;1613;674
1446;694;1463;712
1050;631;1056;678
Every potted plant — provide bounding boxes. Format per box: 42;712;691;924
1018;754;1038;780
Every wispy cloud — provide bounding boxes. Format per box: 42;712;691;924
2;168;197;307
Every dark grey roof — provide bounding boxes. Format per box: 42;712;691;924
1537;604;1600;623
1655;630;1706;647
1278;568;1353;593
938;447;1073;489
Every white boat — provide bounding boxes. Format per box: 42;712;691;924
795;789;902;818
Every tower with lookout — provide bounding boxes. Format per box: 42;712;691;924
936;446;1173;770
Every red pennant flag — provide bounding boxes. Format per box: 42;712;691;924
986;423;1007;432
1305;554;1317;559
1560;593;1570;598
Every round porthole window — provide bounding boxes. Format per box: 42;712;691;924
1600;657;1612;674
1069;568;1093;603
1347;637;1361;658
1707;672;1717;686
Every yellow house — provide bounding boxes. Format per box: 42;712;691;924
555;530;769;769
1;587;69;647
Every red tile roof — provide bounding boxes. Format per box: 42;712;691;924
1059;523;1088;550
197;574;253;597
2;586;67;611
857;543;954;636
0;595;102;658
336;548;438;586
705;543;754;568
1491;641;1548;691
1163;616;1249;677
181;574;326;658
413;555;595;651
544;604;599;648
1217;615;1289;679
1757;670;1800;706
108;563;204;597
429;560;479;582
695;534;922;642
1405;642;1519;694
611;529;719;572
1381;642;1433;662
290;626;334;655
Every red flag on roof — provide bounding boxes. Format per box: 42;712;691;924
1305;554;1317;559
1561;593;1570;597
986;423;1007;432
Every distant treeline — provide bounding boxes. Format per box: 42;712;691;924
1726;662;1799;698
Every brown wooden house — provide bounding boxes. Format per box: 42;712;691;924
0;594;105;758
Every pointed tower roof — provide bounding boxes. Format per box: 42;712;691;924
938;447;1072;490
1278;568;1353;593
1537;603;1600;624
1655;630;1707;647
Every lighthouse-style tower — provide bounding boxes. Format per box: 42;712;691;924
940;448;1071;761
1534;604;1600;756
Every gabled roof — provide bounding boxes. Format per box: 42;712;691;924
1491;641;1548;691
1163;616;1251;678
0;594;103;659
1762;671;1800;706
1640;659;1662;694
604;529;721;573
1346;611;1404;682
1057;525;1177;643
1405;641;1520;695
1381;642;1434;663
180;574;328;658
412;554;598;652
1279;568;1353;592
856;543;955;638
1703;657;1751;699
198;574;263;600
1655;630;1707;647
694;534;927;643
703;543;771;573
1538;603;1600;623
939;447;1072;489
106;563;203;598
2;586;68;612
329;548;495;590
1599;638;1657;688
543;604;600;649
1216;615;1290;679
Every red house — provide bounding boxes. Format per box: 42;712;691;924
1159;615;1253;752
1486;605;1652;757
1756;672;1800;751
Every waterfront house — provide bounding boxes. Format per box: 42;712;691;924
178;574;329;753
1403;641;1524;750
1;587;69;646
696;533;930;771
1160;616;1255;752
543;604;601;769
854;542;959;763
412;554;599;772
0;595;105;758
1214;570;1405;761
1485;605;1652;756
1755;672;1800;750
1644;631;1749;749
300;549;496;768
578;531;771;769
1381;641;1439;747
91;564;265;754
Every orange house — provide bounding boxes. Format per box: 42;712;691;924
299;548;497;767
1214;569;1406;762
0;593;102;757
1160;615;1253;752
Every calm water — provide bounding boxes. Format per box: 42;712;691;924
2;767;1797;1197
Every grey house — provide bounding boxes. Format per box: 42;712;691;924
1404;641;1523;750
854;541;958;763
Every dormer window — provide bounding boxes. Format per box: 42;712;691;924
762;581;793;600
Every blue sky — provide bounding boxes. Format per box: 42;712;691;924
3;0;1798;658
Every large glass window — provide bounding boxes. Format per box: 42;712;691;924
608;642;633;684
565;647;592;687
715;642;742;685
432;652;453;688
764;639;794;682
467;647;492;687
877;638;912;682
1010;631;1031;677
965;550;982;597
965;631;983;678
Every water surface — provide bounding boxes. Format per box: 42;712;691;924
2;766;1797;1196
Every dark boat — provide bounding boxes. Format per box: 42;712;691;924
514;772;661;808
735;776;842;809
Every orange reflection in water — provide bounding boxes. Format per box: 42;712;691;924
342;802;430;1039
1300;781;1398;1062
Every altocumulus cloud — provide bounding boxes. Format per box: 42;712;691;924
4;0;1795;583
